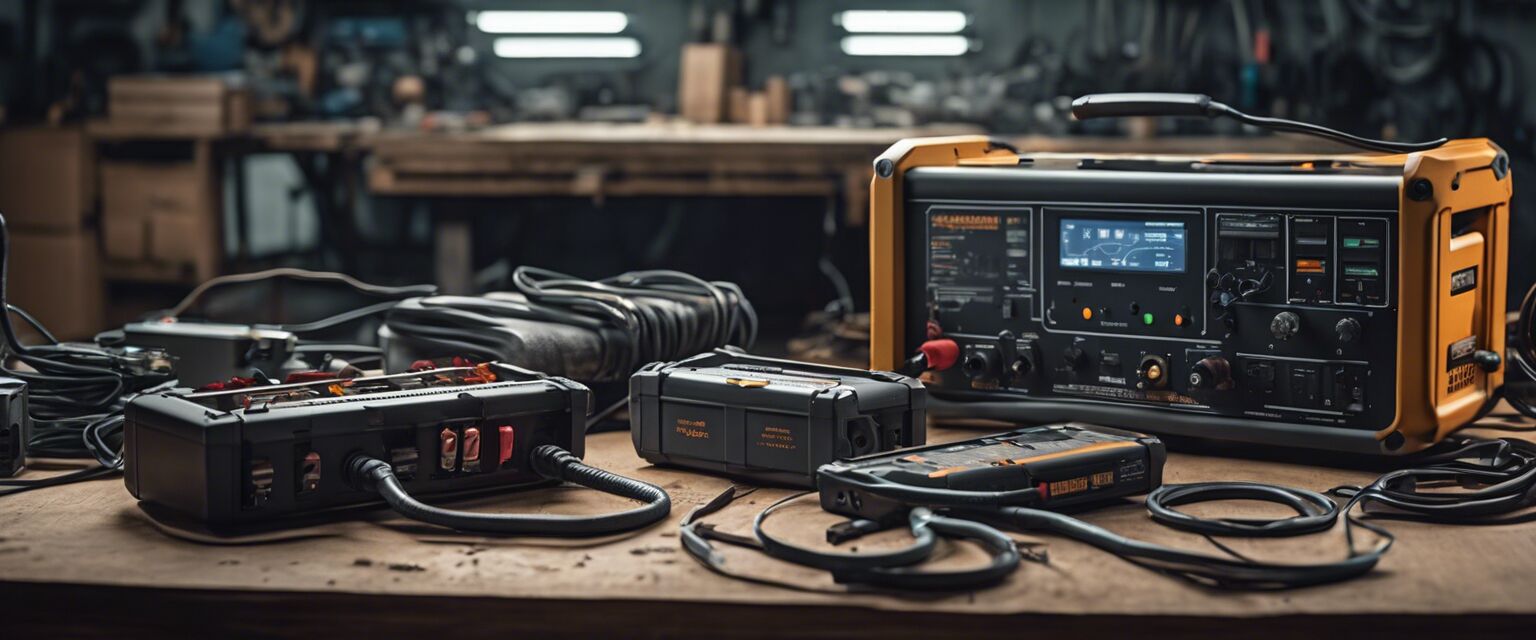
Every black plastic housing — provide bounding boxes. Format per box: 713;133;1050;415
123;363;589;528
0;377;27;477
630;349;926;487
817;423;1165;522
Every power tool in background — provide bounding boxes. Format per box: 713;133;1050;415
871;93;1516;454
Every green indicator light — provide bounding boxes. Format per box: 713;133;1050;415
1343;238;1362;248
1344;266;1380;277
1142;313;1155;325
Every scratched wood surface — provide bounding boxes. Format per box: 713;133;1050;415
2;415;1534;638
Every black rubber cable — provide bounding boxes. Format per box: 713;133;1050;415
346;444;670;536
680;487;1023;592
827;468;1390;590
1146;482;1340;537
981;505;1386;590
1070;93;1448;154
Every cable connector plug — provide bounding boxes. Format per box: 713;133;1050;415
344;455;393;492
530;444;582;480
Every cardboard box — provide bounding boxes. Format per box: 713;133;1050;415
677;44;741;124
108;75;251;137
103;214;147;261
6;229;103;340
101;161;211;222
147;213;204;265
0;126;95;232
99;161;220;280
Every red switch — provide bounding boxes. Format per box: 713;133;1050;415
463;427;482;472
439;428;458;471
498;425;515;466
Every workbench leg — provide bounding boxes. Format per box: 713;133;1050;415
435;214;474;294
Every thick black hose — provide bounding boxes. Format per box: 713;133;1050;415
347;445;671;536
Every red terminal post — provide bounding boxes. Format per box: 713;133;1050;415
898;338;959;377
439;427;458;471
918;339;960;371
462;427;482;472
498;426;515;466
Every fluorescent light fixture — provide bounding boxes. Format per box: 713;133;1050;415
837;10;967;34
493;37;642;59
476;11;628;34
840;35;969;57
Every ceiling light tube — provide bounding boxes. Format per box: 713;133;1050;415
476;11;628;34
837;10;967;34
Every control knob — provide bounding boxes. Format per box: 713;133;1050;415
1188;356;1233;390
1335;317;1362;344
1270;311;1301;341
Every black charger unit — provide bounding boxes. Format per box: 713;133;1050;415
816;423;1166;522
1;377;27;477
123;363;591;527
630;349;926;487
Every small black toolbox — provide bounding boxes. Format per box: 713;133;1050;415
629;348;925;487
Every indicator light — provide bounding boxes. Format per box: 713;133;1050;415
1174;314;1185;327
1082;307;1093;320
1295;259;1325;274
1142;313;1154;325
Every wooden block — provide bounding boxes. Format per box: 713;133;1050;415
764;75;791;125
728;87;750;124
677;44;740;124
747;92;770;128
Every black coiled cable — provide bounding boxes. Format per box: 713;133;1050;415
1146;482;1340;537
345;444;671;536
1330;437;1536;527
510;267;757;380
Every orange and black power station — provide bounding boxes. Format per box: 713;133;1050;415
869;95;1514;454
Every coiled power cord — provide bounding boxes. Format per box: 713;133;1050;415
345;444;671;536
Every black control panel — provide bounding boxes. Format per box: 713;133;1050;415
904;166;1400;435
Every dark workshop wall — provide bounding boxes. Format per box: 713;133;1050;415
5;0;1536;322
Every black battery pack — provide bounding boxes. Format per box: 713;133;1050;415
629;349;925;487
123;363;589;528
816;423;1165;522
0;376;27;477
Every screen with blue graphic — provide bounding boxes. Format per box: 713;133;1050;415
1059;219;1187;273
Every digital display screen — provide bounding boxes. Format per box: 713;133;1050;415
1059;219;1187;273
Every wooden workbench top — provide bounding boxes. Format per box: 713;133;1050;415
3;419;1534;638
